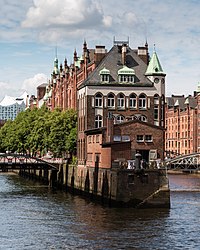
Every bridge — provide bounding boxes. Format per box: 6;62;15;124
164;152;200;172
0;152;58;171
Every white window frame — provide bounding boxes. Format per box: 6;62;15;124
139;94;146;109
95;115;103;128
129;94;137;109
145;135;153;142
101;74;109;83
108;93;115;108
139;115;147;122
137;135;144;142
117;94;125;108
95;93;103;108
116;115;125;124
154;105;159;120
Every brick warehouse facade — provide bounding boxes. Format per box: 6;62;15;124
165;87;200;157
35;39;166;169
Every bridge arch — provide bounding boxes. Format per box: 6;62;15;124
165;153;200;171
0;152;58;171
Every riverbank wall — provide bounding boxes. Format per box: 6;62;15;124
16;163;170;208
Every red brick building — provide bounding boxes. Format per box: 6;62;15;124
36;39;166;169
77;39;166;169
165;92;199;157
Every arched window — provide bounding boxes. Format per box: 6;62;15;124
95;93;103;107
154;94;159;105
95;115;103;128
139;94;146;109
107;93;115;108
129;93;137;108
117;93;125;108
138;115;147;122
116;115;125;123
131;115;138;121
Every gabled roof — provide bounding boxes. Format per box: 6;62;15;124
145;51;165;76
166;95;197;110
78;45;153;89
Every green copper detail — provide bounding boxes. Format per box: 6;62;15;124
145;51;164;75
118;65;135;75
99;67;110;75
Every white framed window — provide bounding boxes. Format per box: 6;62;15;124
108;93;115;108
116;115;125;123
117;93;125;108
95;115;103;128
154;94;159;105
122;135;130;141
95;93;103;107
154;105;159;120
139;94;146;109
119;75;134;83
137;135;144;142
139;115;147;122
100;67;110;83
129;94;137;108
101;74;109;82
145;135;153;142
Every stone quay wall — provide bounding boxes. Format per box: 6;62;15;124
15;163;170;208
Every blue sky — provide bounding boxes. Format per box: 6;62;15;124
0;0;200;100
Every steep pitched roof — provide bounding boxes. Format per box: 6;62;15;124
78;45;153;89
145;51;165;75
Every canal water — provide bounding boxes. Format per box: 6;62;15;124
0;173;199;250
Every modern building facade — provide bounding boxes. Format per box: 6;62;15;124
0;92;28;121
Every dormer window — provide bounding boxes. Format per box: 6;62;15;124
99;67;110;83
118;65;135;83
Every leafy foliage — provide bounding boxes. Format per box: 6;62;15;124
0;106;77;157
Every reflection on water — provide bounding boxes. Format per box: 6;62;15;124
0;173;199;249
169;173;200;191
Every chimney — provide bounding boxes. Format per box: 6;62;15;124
106;112;114;143
94;45;107;65
122;43;127;65
138;43;149;64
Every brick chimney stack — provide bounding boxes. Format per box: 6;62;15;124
94;45;107;66
137;42;149;65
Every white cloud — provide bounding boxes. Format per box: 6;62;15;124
0;0;200;97
103;16;112;27
22;0;106;28
0;81;23;101
21;73;48;96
